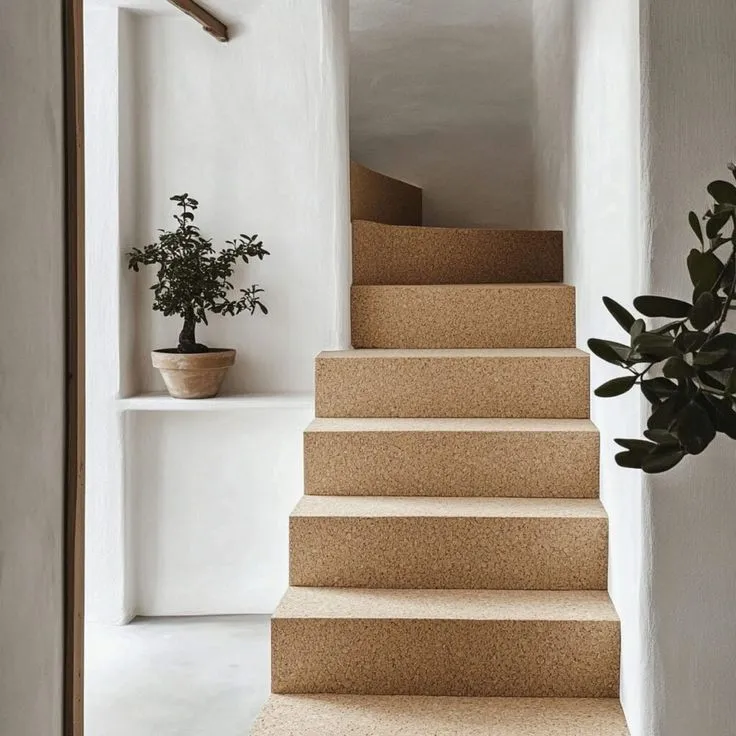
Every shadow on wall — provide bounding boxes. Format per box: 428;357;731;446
349;0;535;228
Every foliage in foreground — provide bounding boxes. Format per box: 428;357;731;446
591;166;736;473
127;194;269;353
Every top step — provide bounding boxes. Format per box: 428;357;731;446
351;162;423;226
353;221;563;285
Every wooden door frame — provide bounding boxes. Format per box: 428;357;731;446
63;0;85;733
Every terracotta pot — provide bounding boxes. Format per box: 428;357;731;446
152;349;236;399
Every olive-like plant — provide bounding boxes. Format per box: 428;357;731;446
127;194;269;353
591;166;736;474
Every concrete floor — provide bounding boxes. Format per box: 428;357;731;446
85;616;271;736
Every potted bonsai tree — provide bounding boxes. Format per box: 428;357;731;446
127;193;269;399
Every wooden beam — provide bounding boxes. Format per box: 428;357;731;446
166;0;229;42
63;0;85;733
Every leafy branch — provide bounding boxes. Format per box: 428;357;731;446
127;194;269;353
590;166;736;474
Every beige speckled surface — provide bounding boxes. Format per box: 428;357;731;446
351;284;576;349
271;588;619;697
289;496;607;590
352;221;563;285
351;162;423;225
273;587;618;621
250;695;630;735
315;349;590;418
304;417;599;497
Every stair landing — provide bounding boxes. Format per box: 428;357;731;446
252;695;630;735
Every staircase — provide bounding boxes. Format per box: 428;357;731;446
250;163;630;735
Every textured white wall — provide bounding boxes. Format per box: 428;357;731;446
532;1;648;733
0;0;65;733
130;3;350;394
84;6;135;625
84;1;350;618
350;0;534;227
642;1;736;733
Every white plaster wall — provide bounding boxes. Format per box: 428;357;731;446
130;3;350;394
85;5;136;624
82;1;350;617
0;0;65;732
532;1;648;733
350;0;535;227
642;2;736;733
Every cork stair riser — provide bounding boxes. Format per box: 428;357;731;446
304;418;600;498
315;349;590;419
252;695;631;736
289;497;608;590
351;284;576;349
271;589;620;698
352;220;563;285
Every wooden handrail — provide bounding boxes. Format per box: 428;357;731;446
166;0;229;42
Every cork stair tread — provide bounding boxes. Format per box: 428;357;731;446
351;284;575;348
251;695;630;735
291;495;607;519
273;587;618;621
306;416;598;433
352;220;563;285
351;283;576;349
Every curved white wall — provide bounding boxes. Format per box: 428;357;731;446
85;0;351;621
350;0;535;227
642;2;736;733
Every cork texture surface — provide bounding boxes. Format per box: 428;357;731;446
251;695;630;735
315;349;590;419
351;284;576;349
351;162;423;225
289;496;608;590
352;221;563;285
304;417;599;498
271;589;619;697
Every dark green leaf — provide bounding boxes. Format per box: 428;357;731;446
603;297;636;332
630;319;646;341
634;295;692;318
706;209;731;239
688;250;723;297
663;356;695;379
644;429;680;446
675;401;716;455
587;338;630;366
693;349;729;367
689;212;704;245
640;377;678;404
675;330;708;353
614;438;657;451
634;333;678;359
595;375;638;398
648;392;688;431
690;291;718;329
615;450;646;469
708;180;736;205
641;447;686;473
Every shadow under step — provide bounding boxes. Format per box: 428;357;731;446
352;221;563;285
251;695;630;735
271;587;620;698
315;348;589;419
289;496;608;590
351;284;575;349
304;417;599;498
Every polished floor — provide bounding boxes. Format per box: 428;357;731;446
85;616;271;736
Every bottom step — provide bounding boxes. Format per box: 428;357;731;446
250;695;629;735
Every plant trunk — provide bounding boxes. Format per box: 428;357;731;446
178;315;207;353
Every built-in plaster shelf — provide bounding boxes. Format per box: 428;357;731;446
117;392;314;412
